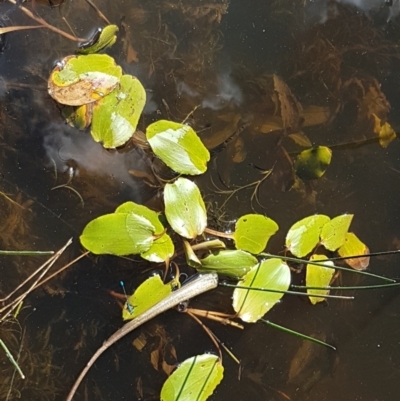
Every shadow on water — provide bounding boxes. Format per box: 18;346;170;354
1;0;400;400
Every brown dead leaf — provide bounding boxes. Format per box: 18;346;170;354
121;21;139;63
303;106;331;127
273;74;303;132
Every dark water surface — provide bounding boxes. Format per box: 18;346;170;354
1;1;400;400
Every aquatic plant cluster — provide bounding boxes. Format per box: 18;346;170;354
1;0;400;400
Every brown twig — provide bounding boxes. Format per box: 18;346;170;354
0;239;74;322
7;0;85;41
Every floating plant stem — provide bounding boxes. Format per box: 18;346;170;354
219;282;354;300
259;253;395;283
292;282;400;291
261;320;336;350
327;249;400;261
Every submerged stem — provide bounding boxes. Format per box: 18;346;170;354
261;320;336;350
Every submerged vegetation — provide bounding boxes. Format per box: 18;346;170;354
1;0;400;400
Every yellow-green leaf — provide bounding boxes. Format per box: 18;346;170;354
78;25;119;54
373;114;396;148
164;178;207;239
122;275;174;320
338;232;370;270
80;212;155;255
233;214;279;254
294;146;332;180
91;74;146;148
306;254;335;305
146;120;210;175
320;214;353;251
115;201;164;234
198;249;258;278
286;215;330;257
232;259;291;323
48;54;122;106
62;104;93;130
161;354;223;401
140;233;174;263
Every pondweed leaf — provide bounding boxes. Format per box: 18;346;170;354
122;275;174;321
294;146;332;180
78;25;119;54
286;215;330;257
146;120;210;175
233;259;291;323
91;74;146;148
338;232;370;270
199;249;258;279
80;212;155;255
48;54;122;106
306;254;335;305
62;103;93;130
233;214;279;254
320;214;353;251
161;354;223;401
115;201;164;234
164;178;207;239
140;233;174;263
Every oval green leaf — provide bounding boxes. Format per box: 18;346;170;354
164;178;207;239
140;233;174;263
115;201;164;234
233;259;291;323
161;354;223;401
80;212;155;255
91;74;146;148
122;275;174;320
286;215;330;257
338;232;370;270
48;54;122;106
233;214;279;254
306;254;335;305
146;120;210;175
78;25;119;54
199;250;258;278
320;214;353;251
294;146;332;180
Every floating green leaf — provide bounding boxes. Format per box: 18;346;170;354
164;178;207;239
80;212;155;255
286;215;330;257
62;104;93;130
146;120;210;175
183;240;202;268
91;74;146;148
78;25;119;54
122;275;174;320
338;232;370;270
198;249;258;278
294;146;332;180
161;354;223;401
48;54;122;106
140;233;174;263
115;201;164;234
320;214;353;251
306;254;335;305
233;259;291;323
233;214;279;254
